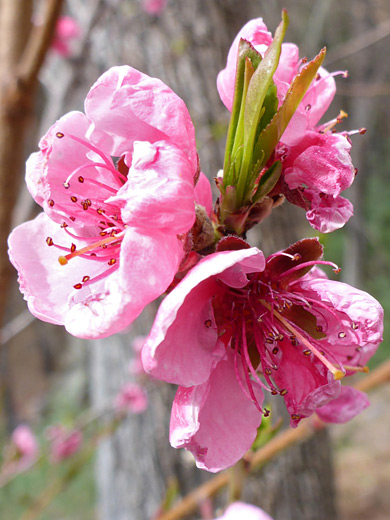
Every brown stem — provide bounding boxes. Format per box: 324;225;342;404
157;360;390;520
0;0;63;332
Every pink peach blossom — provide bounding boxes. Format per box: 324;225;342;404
10;425;38;471
46;425;83;463
8;66;206;339
143;238;383;471
115;383;148;414
216;502;273;520
141;0;167;16
51;16;80;57
217;18;356;233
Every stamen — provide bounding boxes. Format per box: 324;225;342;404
58;233;124;265
273;260;340;282
260;300;345;380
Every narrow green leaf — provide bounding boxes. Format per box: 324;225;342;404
243;10;289;152
223;39;262;187
237;10;289;204
252;160;282;203
255;47;326;166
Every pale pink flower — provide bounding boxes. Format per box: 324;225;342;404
217;18;356;233
9;425;38;471
8;66;204;339
141;0;167;16
46;425;82;463
51;16;80;57
216;502;273;520
115;383;148;414
142;238;383;471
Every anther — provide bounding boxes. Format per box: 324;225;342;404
351;322;359;330
70;216;76;222
315;325;323;332
63;182;70;189
263;409;270;417
280;389;288;396
293;253;301;261
291;414;300;421
305;104;311;111
82;276;90;283
97;208;105;215
303;349;311;356
73;283;82;290
272;347;279;355
338;331;346;338
108;258;116;266
302;57;308;63
205;319;212;328
61;222;68;228
71;196;77;203
265;368;272;376
78;176;85;183
82;202;89;210
46;237;54;246
333;267;341;274
48;199;54;207
271;389;278;395
56;132;65;139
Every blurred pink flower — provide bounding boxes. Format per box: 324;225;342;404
8;66;204;339
46;425;82;463
115;383;148;414
143;238;383;471
9;425;38;471
141;0;167;16
51;16;80;57
217;18;356;233
216;502;273;520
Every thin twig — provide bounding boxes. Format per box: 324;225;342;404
326;18;390;65
17;0;64;90
157;361;390;520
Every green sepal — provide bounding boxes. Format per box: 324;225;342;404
255;47;326;166
223;39;262;188
252;160;282;203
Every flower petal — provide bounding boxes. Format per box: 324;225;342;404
316;386;370;423
85;66;197;171
142;248;264;386
170;351;264;472
65;228;183;339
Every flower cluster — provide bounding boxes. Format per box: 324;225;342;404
8;12;383;476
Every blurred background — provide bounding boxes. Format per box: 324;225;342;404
0;0;389;519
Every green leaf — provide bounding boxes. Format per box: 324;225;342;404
223;40;262;188
255;47;326;166
236;10;289;204
252;160;282;203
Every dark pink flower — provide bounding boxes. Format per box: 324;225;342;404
114;383;148;413
46;425;83;463
216;502;273;520
217;18;356;233
142;238;383;471
8;66;206;339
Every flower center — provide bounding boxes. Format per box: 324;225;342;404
45;132;128;290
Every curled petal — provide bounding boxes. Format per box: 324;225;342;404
306;193;354;233
316;386;370;423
